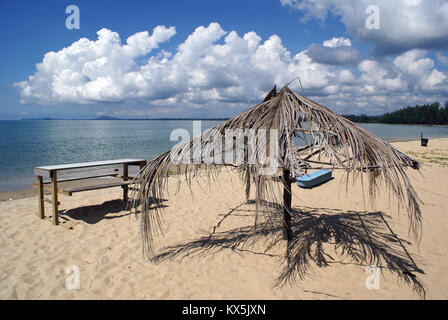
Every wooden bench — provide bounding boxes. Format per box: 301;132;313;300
34;159;147;225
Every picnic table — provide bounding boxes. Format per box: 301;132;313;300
34;159;147;225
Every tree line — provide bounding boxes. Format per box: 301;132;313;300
343;101;448;125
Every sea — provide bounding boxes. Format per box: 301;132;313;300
1;120;447;192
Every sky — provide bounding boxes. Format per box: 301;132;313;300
0;0;447;120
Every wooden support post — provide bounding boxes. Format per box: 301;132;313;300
37;175;45;219
245;169;251;203
243;135;251;203
122;164;129;201
50;170;59;225
282;168;292;241
254;175;260;229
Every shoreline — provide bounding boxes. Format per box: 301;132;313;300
2;137;448;202
384;136;442;142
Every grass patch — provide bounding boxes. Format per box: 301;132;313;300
406;150;448;167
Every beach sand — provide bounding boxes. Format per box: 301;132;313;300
1;138;447;299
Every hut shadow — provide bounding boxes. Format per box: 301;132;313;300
61;197;167;224
152;205;426;298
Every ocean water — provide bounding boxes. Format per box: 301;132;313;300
0;120;447;192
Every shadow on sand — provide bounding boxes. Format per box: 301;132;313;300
60;197;167;224
152;204;426;298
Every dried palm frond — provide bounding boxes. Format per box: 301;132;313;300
129;84;422;259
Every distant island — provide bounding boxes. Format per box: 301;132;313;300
94;115;121;120
343;101;448;125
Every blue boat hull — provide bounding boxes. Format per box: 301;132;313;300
295;169;332;188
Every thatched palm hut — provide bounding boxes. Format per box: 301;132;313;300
130;84;422;261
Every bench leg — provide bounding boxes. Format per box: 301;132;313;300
51;171;59;225
37;176;45;219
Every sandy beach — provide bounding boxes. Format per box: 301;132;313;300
0;138;447;300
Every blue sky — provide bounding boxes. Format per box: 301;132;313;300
1;0;447;119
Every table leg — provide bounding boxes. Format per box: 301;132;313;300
37;175;45;219
123;164;129;202
51;171;59;225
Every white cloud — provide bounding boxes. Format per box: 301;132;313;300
323;37;352;48
394;49;448;92
436;52;448;66
15;22;448;115
281;0;448;54
16;26;177;104
394;49;434;76
16;23;334;107
338;69;356;84
421;69;447;91
358;59;408;92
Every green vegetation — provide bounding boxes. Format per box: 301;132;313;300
343;101;448;125
407;150;448;167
